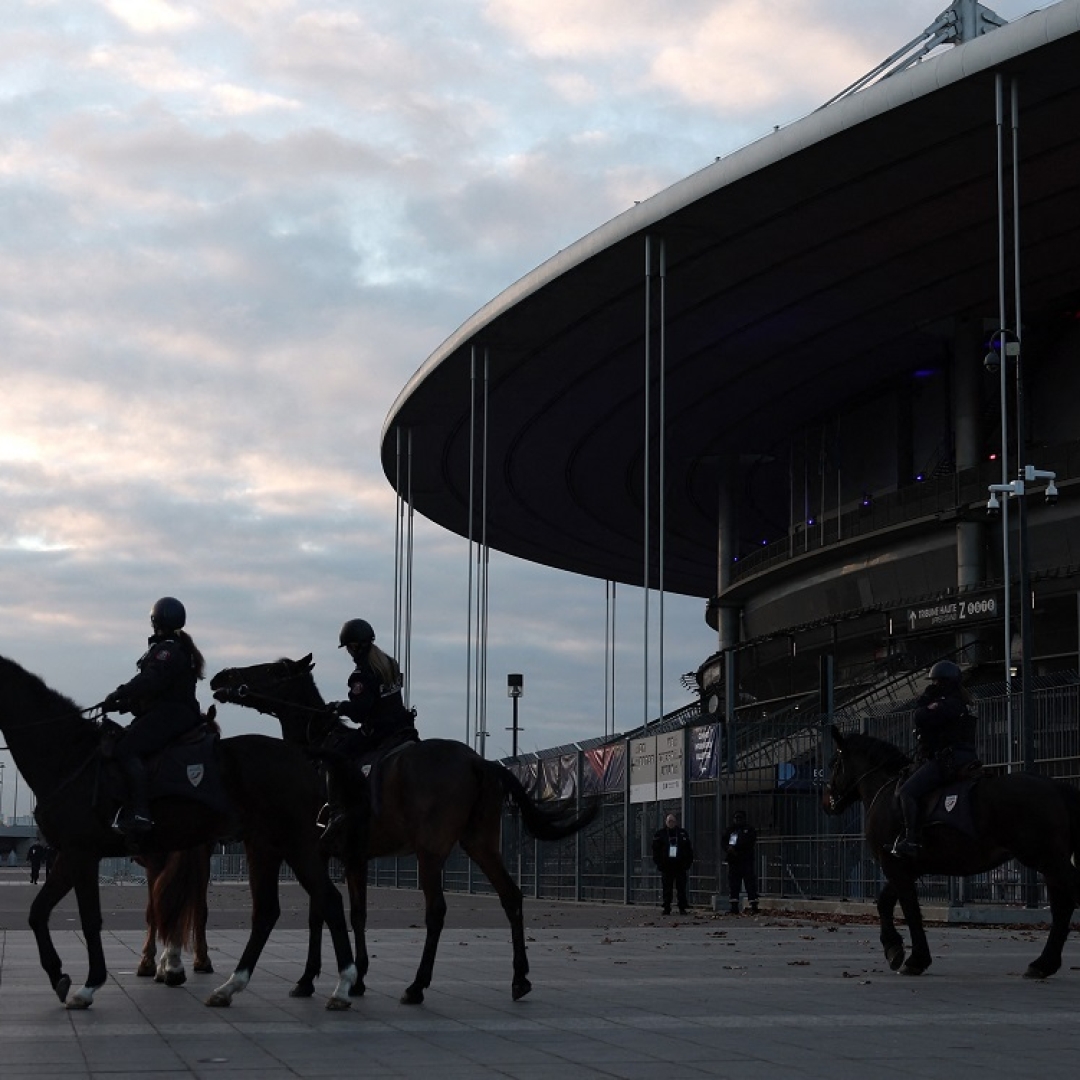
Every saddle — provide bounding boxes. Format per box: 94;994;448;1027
98;719;230;820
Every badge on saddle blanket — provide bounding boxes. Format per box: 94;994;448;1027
924;778;979;838
146;731;230;815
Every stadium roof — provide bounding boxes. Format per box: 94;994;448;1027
382;2;1080;599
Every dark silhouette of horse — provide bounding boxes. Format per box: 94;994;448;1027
823;723;1080;977
0;654;357;1009
211;654;599;1004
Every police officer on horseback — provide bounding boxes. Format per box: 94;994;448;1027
103;597;205;837
892;660;979;858
320;618;418;848
328;618;417;753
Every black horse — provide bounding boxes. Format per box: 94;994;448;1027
0;654;357;1009
823;723;1080;978
211;655;599;1004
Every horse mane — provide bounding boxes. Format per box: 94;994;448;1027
842;729;911;774
0;654;100;781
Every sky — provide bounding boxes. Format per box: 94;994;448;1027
0;0;1043;821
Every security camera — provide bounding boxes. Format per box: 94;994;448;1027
986;492;1002;519
1045;481;1059;506
984;349;1001;373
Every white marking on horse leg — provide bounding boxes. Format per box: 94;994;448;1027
326;964;357;1010
206;969;250;1007
66;985;97;1010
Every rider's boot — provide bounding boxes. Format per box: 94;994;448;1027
116;757;154;836
891;791;922;857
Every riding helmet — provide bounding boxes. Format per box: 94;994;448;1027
151;596;187;633
928;660;961;682
339;618;375;649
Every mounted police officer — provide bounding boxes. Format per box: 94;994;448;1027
103;597;205;836
892;660;978;858
327;618;417;753
320;618;418;848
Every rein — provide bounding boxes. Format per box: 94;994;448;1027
214;667;337;745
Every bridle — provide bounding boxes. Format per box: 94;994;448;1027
827;750;893;814
213;664;338;742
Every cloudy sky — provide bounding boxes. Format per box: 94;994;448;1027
0;0;1040;819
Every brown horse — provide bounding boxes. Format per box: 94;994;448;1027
211;655;598;1004
136;847;213;981
823;724;1080;977
0;653;357;1009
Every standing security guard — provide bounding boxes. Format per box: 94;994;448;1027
892;660;979;858
103;597;204;836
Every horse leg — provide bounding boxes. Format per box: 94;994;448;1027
1025;871;1074;979
876;880;906;971
463;839;530;1000
205;849;282;1007
155;944;187;986
28;853;77;1003
288;855;357;1010
894;878;932;975
402;852;448;1005
139;854;163;977
287;884;324;999
344;860;369;996
65;853;109;1008
192;844;214;974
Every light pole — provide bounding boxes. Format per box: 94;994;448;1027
0;761;5;826
506;674;524;757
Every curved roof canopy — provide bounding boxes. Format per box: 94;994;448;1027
383;2;1080;599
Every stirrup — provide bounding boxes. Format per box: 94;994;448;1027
316;803;332;831
891;834;921;858
114;809;153;837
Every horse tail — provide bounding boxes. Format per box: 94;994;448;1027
151;846;210;954
492;762;599;841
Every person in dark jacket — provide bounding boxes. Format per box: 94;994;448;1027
652;813;694;915
320;618;418;847
327;618;417;753
724;810;759;914
892;660;979;858
27;842;46;884
103;597;205;836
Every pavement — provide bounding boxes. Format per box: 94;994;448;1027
2;876;1080;1079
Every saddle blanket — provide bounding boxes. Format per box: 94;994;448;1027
924;778;978;838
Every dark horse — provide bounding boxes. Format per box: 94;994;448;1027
211;655;598;1004
0;654;357;1009
823;723;1080;978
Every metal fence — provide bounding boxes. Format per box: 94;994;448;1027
364;681;1080;911
96;682;1079;911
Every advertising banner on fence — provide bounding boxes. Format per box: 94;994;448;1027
583;743;627;795
656;730;683;800
539;753;577;801
690;724;719;780
629;736;657;803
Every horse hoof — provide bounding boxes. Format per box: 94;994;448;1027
193;961;215;975
899;961;927;976
204;993;231;1007
289;982;316;998
1024;963;1055;980
55;974;71;1004
136;959;156;978
325;996;352;1011
401;987;424;1005
512;979;533;1001
349;982;366;997
885;946;905;972
164;971;187;988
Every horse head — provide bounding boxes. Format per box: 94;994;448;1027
210;654;316;706
822;724;862;816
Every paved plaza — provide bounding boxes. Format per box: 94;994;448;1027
2;882;1080;1079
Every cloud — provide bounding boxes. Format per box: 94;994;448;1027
0;0;1036;820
